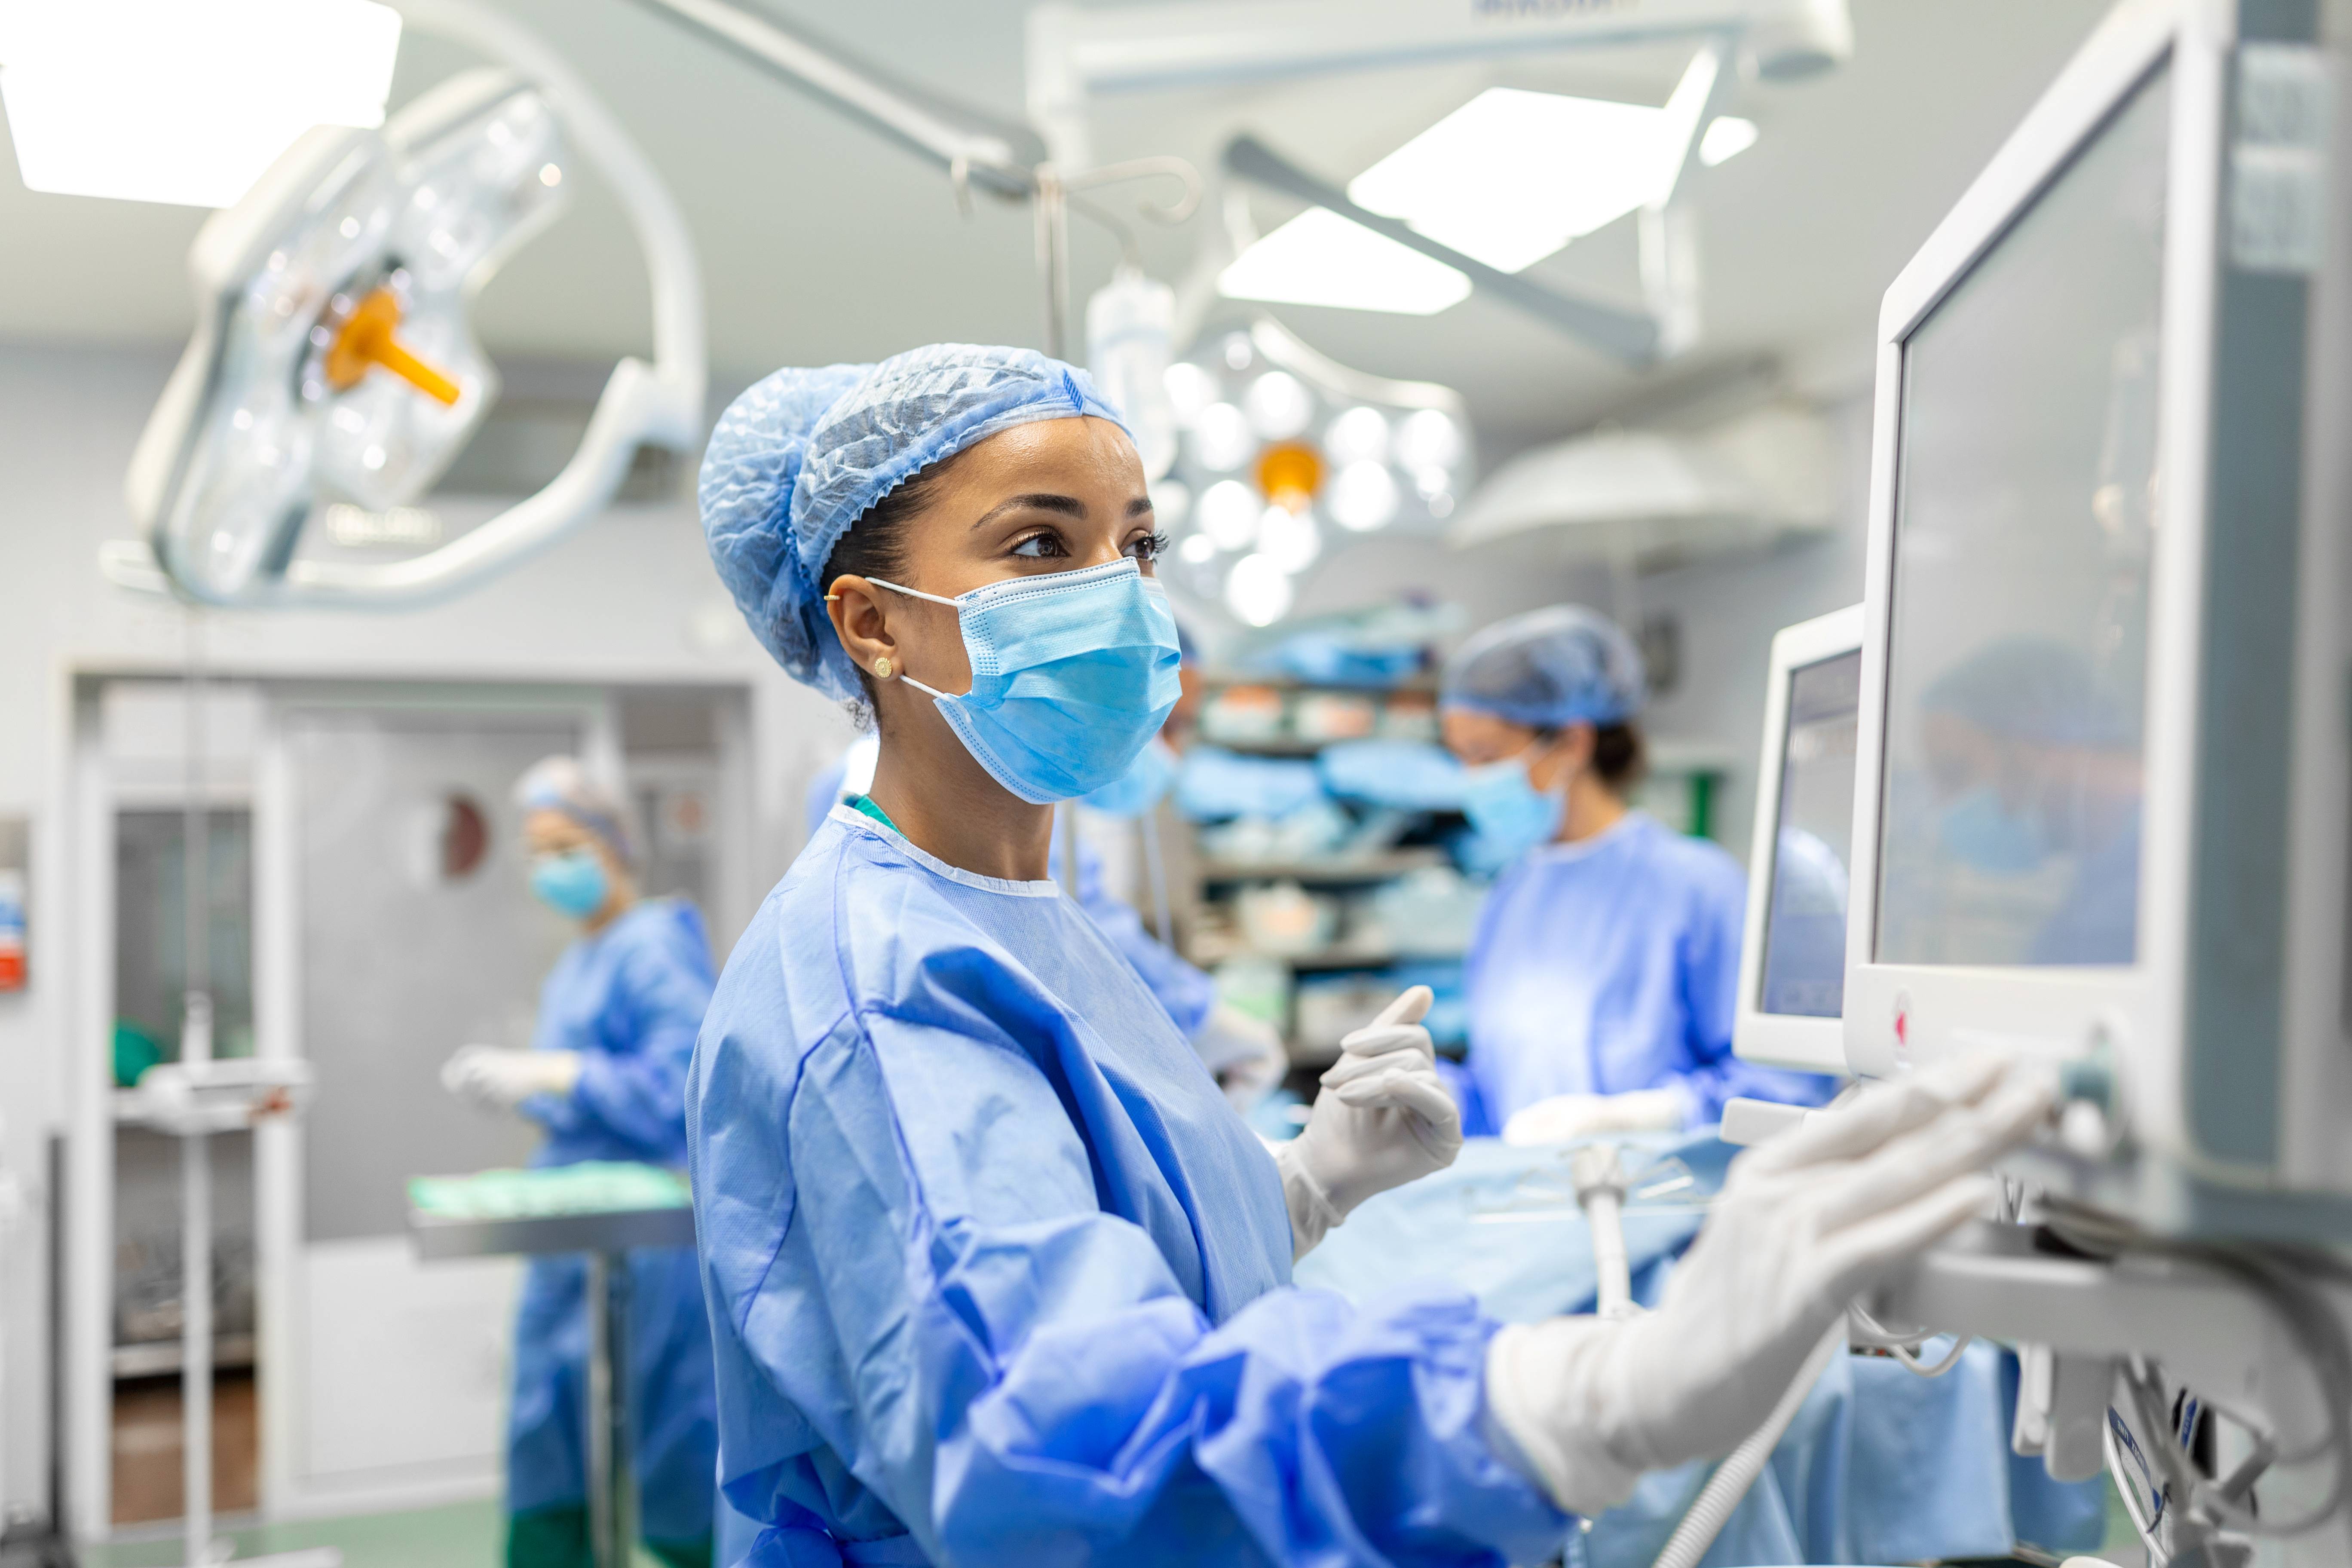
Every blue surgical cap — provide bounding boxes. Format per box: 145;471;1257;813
514;754;637;866
1440;604;1646;729
699;343;1128;700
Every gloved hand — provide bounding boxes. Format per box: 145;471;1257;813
1274;986;1462;1258
440;1045;583;1111
1484;1054;2056;1515
1501;1088;1684;1146
1192;1003;1289;1111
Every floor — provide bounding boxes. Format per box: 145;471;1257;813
109;1372;260;1525
81;1502;694;1568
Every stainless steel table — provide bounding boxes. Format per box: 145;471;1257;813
408;1173;696;1568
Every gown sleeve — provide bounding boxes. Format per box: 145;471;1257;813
1663;861;1838;1125
693;949;1568;1568
539;909;716;1161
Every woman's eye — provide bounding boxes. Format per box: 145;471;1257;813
1125;530;1171;561
1009;532;1068;559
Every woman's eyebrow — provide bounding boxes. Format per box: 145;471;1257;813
971;493;1086;529
1127;496;1154;517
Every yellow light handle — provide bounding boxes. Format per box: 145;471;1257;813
325;288;463;407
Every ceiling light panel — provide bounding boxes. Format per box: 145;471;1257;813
0;0;402;208
1217;208;1470;316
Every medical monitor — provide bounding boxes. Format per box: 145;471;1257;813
1844;0;2352;1235
1735;605;1865;1073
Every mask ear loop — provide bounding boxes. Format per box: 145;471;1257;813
833;577;964;699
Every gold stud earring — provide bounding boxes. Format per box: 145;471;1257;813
873;656;894;680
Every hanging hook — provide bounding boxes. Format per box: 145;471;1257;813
1060;155;1204;227
948;152;974;219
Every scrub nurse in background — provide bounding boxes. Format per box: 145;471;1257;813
1439;606;1834;1144
682;343;2050;1567
441;757;720;1568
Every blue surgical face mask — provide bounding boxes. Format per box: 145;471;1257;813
870;558;1182;803
1459;744;1567;864
1076;735;1179;818
1937;786;2046;873
530;848;609;919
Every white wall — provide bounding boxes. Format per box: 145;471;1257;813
1638;389;1877;868
0;339;853;1527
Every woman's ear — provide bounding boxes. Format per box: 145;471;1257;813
1536;724;1598;789
827;577;899;682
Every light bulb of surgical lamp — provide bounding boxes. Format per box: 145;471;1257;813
1328;461;1400;532
1244;371;1314;441
1199;480;1262;550
1396;408;1464;472
1192;402;1254;472
1149;478;1192;529
1325;406;1390;466
1164;362;1218;428
1256;506;1321;573
1226;553;1295;627
1178;531;1219;565
1221;333;1254;371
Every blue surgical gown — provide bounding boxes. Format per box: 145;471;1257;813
511;898;721;1545
804;757;1216;1039
1449;813;1833;1135
688;807;1568;1567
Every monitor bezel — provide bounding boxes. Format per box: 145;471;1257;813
1842;0;2217;1097
1735;604;1865;1073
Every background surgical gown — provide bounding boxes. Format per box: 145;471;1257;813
688;808;1569;1567
1448;813;1832;1135
510;898;720;1563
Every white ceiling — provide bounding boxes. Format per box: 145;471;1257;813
0;0;2113;456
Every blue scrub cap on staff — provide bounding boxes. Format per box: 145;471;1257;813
514;754;638;866
1440;604;1647;729
699;343;1129;702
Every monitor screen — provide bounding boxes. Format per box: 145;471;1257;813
1761;649;1862;1017
1874;61;2170;969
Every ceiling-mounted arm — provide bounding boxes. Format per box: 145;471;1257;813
1223;134;1662;366
620;0;1045;198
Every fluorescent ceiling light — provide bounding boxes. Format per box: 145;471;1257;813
1218;207;1471;316
1343;53;1738;275
1700;116;1760;167
0;0;401;208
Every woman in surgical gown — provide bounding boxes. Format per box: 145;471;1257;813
1437;607;1836;1144
685;343;2052;1568
441;757;719;1568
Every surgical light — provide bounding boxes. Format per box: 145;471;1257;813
1225;552;1295;627
1324;406;1390;466
1217;207;1471;316
1327;460;1400;533
1700;116;1761;166
1199;480;1263;550
1163;361;1218;427
1343;56;1727;275
1256;506;1321;573
1244;371;1314;441
1177;531;1219;565
0;0;402;209
112;2;705;608
1191;401;1256;471
1148;478;1192;529
1396;408;1466;472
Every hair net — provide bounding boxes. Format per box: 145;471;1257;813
1440;604;1646;729
700;343;1129;701
515;754;637;866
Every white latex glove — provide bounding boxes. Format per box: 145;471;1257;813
1273;986;1463;1259
440;1045;583;1111
1501;1088;1685;1146
1192;1003;1289;1111
1484;1054;2056;1515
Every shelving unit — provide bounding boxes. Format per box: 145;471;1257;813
1177;672;1734;1072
